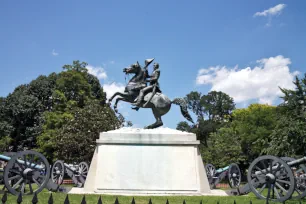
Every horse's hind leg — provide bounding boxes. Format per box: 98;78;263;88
144;108;163;129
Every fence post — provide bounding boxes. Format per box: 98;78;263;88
48;193;54;204
200;200;202;204
64;194;70;204
183;200;186;204
32;192;38;204
1;191;7;204
131;197;135;204
17;192;22;204
97;196;102;204
148;198;152;204
81;195;86;204
166;199;169;204
115;197;119;204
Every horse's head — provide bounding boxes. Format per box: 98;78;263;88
123;62;141;74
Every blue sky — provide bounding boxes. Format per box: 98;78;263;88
1;0;306;128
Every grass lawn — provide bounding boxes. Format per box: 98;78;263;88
1;187;305;204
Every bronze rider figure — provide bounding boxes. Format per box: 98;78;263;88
132;62;161;108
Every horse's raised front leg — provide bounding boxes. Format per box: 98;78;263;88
114;97;129;113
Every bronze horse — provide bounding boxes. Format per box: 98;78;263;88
107;63;194;129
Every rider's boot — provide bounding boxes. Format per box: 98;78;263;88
132;92;144;107
131;107;140;111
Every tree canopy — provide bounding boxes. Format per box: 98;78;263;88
0;61;125;163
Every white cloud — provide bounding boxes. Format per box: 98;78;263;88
103;82;125;100
254;4;286;17
86;65;107;80
51;49;58;56
196;55;299;105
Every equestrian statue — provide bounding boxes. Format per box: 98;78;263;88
107;58;194;129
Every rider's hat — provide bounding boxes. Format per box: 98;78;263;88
145;58;155;67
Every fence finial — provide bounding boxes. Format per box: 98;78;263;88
81;195;86;204
1;191;7;204
166;199;169;204
148;198;152;204
48;193;54;204
64;194;70;204
32;192;38;204
115;197;119;204
97;196;103;204
17;192;23;204
131;197;136;204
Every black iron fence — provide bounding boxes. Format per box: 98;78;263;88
1;192;304;204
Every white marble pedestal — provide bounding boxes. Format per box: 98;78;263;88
75;127;211;195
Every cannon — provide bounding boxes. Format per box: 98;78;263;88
0;150;65;196
231;155;306;203
205;163;241;189
51;160;89;187
0;150;62;195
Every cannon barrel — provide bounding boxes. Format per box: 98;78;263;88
255;156;306;176
0;154;44;169
287;156;306;166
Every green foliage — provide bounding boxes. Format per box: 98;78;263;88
53;100;121;163
36;61;122;161
0;60;124;163
176;121;192;132
200;91;235;121
264;114;306;157
62;60;88;72
179;91;235;146
230;104;277;162
201;127;245;168
263;74;306;157
4;85;43;150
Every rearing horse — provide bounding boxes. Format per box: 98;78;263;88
107;63;194;129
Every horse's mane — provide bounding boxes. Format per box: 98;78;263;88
129;68;146;84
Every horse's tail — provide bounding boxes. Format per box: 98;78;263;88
172;98;194;124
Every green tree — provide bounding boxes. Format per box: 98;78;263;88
53;100;121;163
201;127;245;168
228;104;277;162
5;85;43;151
37;61;122;161
200;91;235;121
179;91;235;146
176;121;192;133
202;103;277;167
62;60;88;72
263;75;306;157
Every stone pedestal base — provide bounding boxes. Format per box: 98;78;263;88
80;127;211;195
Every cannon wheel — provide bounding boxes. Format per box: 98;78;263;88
281;157;306;199
228;163;241;188
205;164;216;187
51;160;65;185
205;164;216;179
3;150;50;195
247;155;295;202
77;162;89;185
